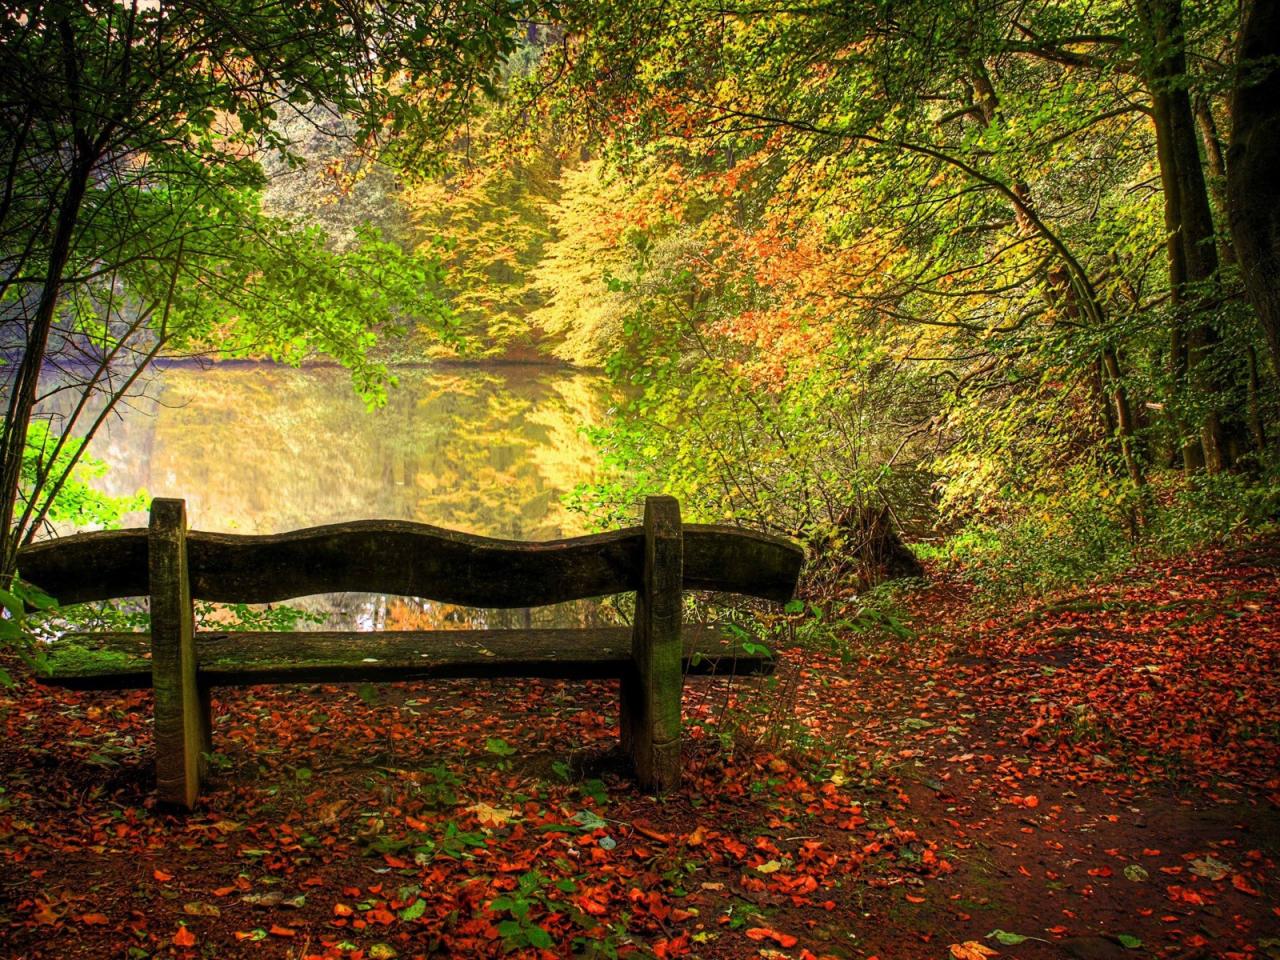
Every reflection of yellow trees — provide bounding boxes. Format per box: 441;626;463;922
73;362;615;628
89;363;608;540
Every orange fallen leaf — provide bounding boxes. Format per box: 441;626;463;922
269;924;296;937
950;942;998;960
173;926;197;948
154;870;174;882
79;913;109;925
746;927;799;948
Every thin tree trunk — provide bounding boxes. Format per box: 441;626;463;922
0;161;89;580
970;61;1145;489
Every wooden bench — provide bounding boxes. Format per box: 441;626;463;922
18;496;803;808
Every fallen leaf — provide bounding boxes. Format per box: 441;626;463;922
950;942;998;960
746;927;799;948
466;802;516;827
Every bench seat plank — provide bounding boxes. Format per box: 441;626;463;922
36;625;775;690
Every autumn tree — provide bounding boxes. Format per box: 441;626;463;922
492;0;1276;569
0;0;537;577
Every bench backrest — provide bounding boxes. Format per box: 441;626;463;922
18;499;804;609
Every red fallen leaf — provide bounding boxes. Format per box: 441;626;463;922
269;924;296;937
173;926;196;948
653;934;691;958
1023;794;1040;809
79;913;109;925
1231;875;1260;896
905;894;926;903
368;907;396;925
1167;885;1206;906
154;870;174;882
212;886;235;897
746;927;799;948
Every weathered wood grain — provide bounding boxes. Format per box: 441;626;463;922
17;528;147;603
35;625;774;689
149;499;206;810
17;520;802;607
624;497;684;792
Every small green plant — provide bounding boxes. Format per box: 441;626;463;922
194;601;327;632
364;819;486;864
416;764;462;809
488;870;566;951
0;577;58;685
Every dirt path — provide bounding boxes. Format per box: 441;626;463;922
1;540;1276;959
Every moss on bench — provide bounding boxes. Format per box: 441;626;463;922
37;625;775;690
37;638;149;680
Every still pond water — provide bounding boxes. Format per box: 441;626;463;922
64;362;617;629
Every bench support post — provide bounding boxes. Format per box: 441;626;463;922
621;496;683;792
150;498;206;809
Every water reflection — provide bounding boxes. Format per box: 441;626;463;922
56;362;618;629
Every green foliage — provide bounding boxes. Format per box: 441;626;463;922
564;252;937;543
16;422;146;533
193;602;327;633
0;577;57;686
934;470;1280;595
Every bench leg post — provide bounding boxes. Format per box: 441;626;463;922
150;498;205;809
628;496;683;792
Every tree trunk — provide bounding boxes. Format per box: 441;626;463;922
1140;0;1246;472
0;161;90;580
1196;94;1268;454
1227;0;1280;380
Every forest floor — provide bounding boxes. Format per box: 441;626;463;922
1;537;1277;960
